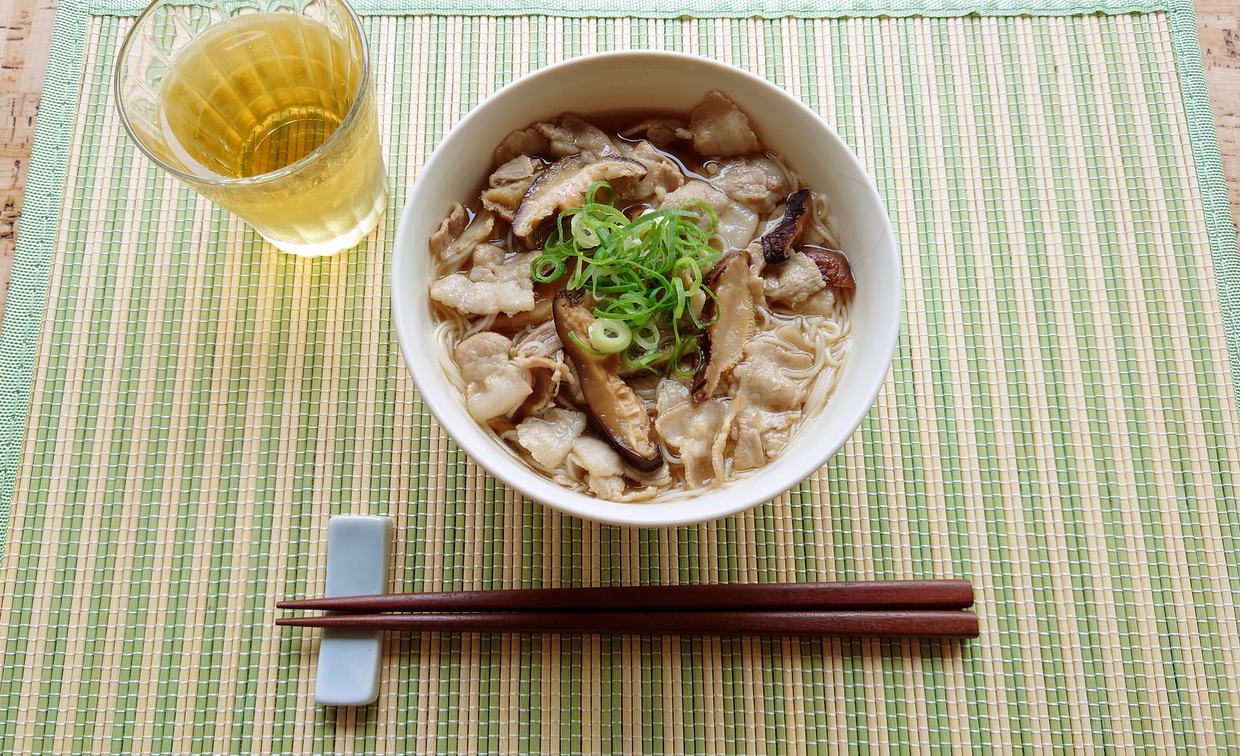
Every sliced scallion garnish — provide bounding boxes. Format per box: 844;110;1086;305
588;318;632;354
533;181;720;374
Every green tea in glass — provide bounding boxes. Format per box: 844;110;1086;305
115;0;387;257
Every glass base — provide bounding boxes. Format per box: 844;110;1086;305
263;192;387;258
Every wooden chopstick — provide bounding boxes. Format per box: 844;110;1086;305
276;579;973;613
276;610;978;637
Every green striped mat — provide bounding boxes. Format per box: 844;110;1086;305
1;0;1238;751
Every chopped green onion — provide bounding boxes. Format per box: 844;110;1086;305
531;180;721;375
567;330;603;357
571;214;602;248
531;255;566;283
632;322;660;351
670;337;702;378
588;318;632;354
622;349;664;374
671;278;687;321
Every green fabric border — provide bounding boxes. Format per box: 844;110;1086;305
1165;4;1240;391
0;0;1236;559
0;1;92;558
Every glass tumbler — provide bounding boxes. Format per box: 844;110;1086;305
114;0;388;257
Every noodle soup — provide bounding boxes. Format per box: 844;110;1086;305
425;91;855;503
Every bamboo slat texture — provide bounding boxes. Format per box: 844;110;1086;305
0;1;1239;752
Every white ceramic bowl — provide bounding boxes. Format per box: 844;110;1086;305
392;51;900;527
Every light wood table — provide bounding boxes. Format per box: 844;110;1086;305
0;1;1237;319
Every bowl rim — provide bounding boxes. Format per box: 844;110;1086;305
391;49;902;527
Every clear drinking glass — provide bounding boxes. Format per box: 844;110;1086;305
114;0;387;257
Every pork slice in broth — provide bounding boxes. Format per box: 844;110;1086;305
708;156;790;214
536;114;620;160
689;91;761;157
655;380;735;488
660;180;757;251
516;408;587;468
430;244;536;317
455;332;534;422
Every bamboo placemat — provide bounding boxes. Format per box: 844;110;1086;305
1;0;1238;751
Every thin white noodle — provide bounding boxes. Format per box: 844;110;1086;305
465;312;499;336
767;151;799;193
435;244;476;277
768;152;841;248
808;192;841;249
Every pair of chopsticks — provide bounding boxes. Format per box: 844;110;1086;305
277;580;979;638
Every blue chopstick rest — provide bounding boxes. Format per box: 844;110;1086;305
315;515;391;706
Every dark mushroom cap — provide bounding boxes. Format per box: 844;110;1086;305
552;292;662;472
803;247;856;289
511;156;647;243
692;250;757;401
760;189;812;264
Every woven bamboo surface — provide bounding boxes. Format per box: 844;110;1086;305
0;2;1238;751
